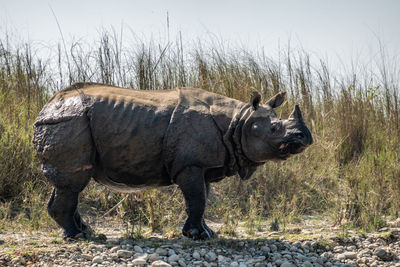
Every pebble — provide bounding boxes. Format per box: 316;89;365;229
344;251;357;259
205;251;217;262
301;261;313;267
134;245;144;253
168;254;180;263
149;253;159;261
156;248;168;256
107;238;120;244
374;248;394;261
192;251;201;260
117;249;134;258
92;255;103;264
178;258;187;267
110;246;120;253
261;245;270;253
132;257;147;265
199;248;207;256
81;253;93;261
218;255;226;262
152;260;172;267
280;261;295;267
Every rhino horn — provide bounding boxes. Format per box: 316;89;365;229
289;104;303;120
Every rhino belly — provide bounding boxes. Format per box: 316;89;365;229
88;99;173;189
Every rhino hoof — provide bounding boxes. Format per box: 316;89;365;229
63;232;88;241
183;224;217;240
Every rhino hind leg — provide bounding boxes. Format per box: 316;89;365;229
34;116;95;239
176;167;216;240
74;209;93;235
202;183;216;237
47;187;89;239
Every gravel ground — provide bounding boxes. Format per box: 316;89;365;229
0;217;399;267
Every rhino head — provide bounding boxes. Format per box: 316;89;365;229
241;91;313;162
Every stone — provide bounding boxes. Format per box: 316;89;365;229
81;254;93;261
205;251;217;262
149;253;159;261
156;248;168;256
374;248;394;261
218;255;226;262
117;249;134;258
301;261;313;267
107;238;120;245
333;246;344;253
199;248;207;256
336;253;346;260
168;254;180;263
261;246;270;253
192;251;201;260
280;261;295;267
92;255;103;264
283;254;292;260
178;258;187;267
111;253;119;261
110;246;120;253
12;256;25;265
321;252;332;258
121;239;134;246
132;257;147;265
152;260;172;267
230;262;239;267
344;252;357;259
134;245;144;253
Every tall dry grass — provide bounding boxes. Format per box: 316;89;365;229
0;30;399;233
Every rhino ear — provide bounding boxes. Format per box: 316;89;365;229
266;91;286;108
250;91;261;110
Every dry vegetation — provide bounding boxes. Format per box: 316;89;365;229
0;30;399;237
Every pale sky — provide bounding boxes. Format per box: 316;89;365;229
0;0;399;67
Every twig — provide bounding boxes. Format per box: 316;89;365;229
104;195;128;217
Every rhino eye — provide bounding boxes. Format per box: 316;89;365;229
251;123;262;136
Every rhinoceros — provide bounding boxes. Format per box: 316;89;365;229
32;82;313;240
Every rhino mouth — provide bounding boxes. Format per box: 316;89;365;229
277;140;307;159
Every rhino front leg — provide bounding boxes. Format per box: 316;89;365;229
176;166;215;240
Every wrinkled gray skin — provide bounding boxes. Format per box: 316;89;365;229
32;83;313;240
